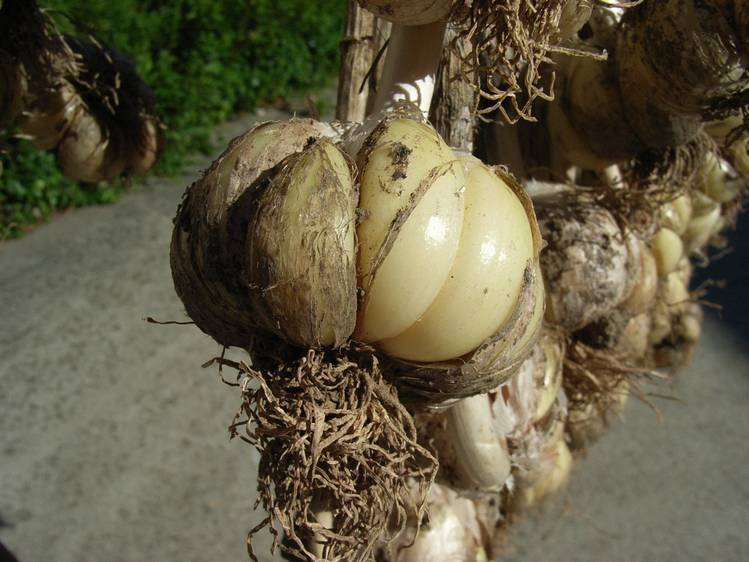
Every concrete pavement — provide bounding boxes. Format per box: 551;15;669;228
1;110;747;562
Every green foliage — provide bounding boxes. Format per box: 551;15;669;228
0;138;123;239
1;0;344;238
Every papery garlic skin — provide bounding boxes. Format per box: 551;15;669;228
170;119;347;348
514;423;572;508
388;484;488;562
247;140;358;348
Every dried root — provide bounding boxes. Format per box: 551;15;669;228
563;339;664;449
215;347;437;562
612;132;717;233
450;0;568;124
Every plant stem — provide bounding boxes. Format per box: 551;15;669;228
372;21;446;116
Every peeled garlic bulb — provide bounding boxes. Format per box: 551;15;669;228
378;156;534;362
358;0;453;25
651;228;683;275
356;118;465;346
356;118;537;364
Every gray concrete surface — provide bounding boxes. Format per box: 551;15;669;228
1;110;748;562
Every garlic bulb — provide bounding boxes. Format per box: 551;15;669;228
56;111;127;182
684;202;721;253
513;422;572;509
246;139;357;347
127;116;163;176
385;484;489;562
354;116;543;398
170;119;345;348
621;244;657;315
658;194;692;235
355;117;466;352
20;80;81;150
698;152;741;204
651;228;683;275
537;193;631;331
358;0;453;25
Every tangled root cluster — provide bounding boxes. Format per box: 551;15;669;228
214;348;437;562
450;0;567;123
0;0;80;83
563;339;664;437
449;1;640;123
606;132;716;234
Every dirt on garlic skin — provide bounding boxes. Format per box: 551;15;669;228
170;119;335;348
536;193;632;332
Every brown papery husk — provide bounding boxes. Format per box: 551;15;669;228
56;109;128;182
563;339;664;451
214;346;437;562
536;191;633;332
246;139;358;348
0;55;27;131
170;119;336;348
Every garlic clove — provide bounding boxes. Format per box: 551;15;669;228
685;203;722;253
651;228;683;275
659;194;693;235
379;158;534;362
247;140;357;348
356;118;465;342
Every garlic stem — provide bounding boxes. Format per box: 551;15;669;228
601;164;624;189
310;509;334;559
447;394;511;491
373;21;446;116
